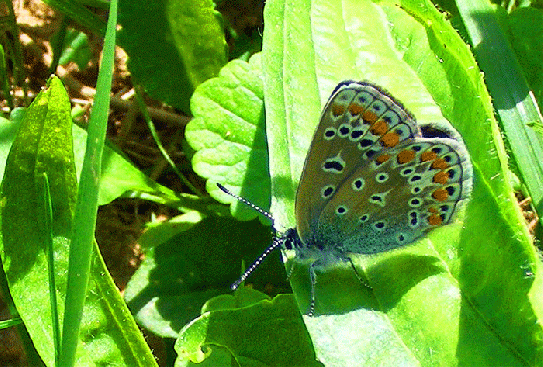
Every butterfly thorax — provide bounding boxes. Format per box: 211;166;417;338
282;227;351;268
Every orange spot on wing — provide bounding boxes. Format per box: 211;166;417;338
381;132;399;147
432;188;449;202
431;158;449;170
348;103;364;116
396;149;415;164
332;104;346;117
428;213;443;226
376;154;391;164
433;171;449;184
370;120;388;135
421;151;437;162
362;111;378;124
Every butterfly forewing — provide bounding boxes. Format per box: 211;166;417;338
295;81;421;247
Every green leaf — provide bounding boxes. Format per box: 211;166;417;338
186;53;269;221
456;0;543;233
55;29;92;70
0;77;78;365
183;0;543;365
124;211;284;339
261;0;543;365
2;79;67;364
175;289;321;367
0;78;156;366
42;0;107;36
118;0;228;114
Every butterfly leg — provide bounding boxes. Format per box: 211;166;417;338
285;261;296;280
308;261;318;317
347;257;372;290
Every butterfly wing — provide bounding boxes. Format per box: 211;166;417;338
318;138;472;253
295;80;472;254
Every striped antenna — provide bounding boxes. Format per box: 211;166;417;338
216;183;275;226
230;236;284;290
216;183;281;289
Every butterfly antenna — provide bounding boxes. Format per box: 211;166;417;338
230;236;284;290
216;183;281;290
216;183;275;227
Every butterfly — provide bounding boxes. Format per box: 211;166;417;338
220;80;473;316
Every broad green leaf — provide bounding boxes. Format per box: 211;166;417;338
0;76;156;366
456;0;543;232
0;76;81;365
175;290;321;367
118;0;228;114
186;53;268;221
262;0;542;365
0;111;184;209
124;211;284;339
182;0;543;365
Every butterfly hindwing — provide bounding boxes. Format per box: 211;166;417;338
317;137;473;254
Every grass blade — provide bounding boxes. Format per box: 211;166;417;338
456;0;543;218
58;0;117;365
